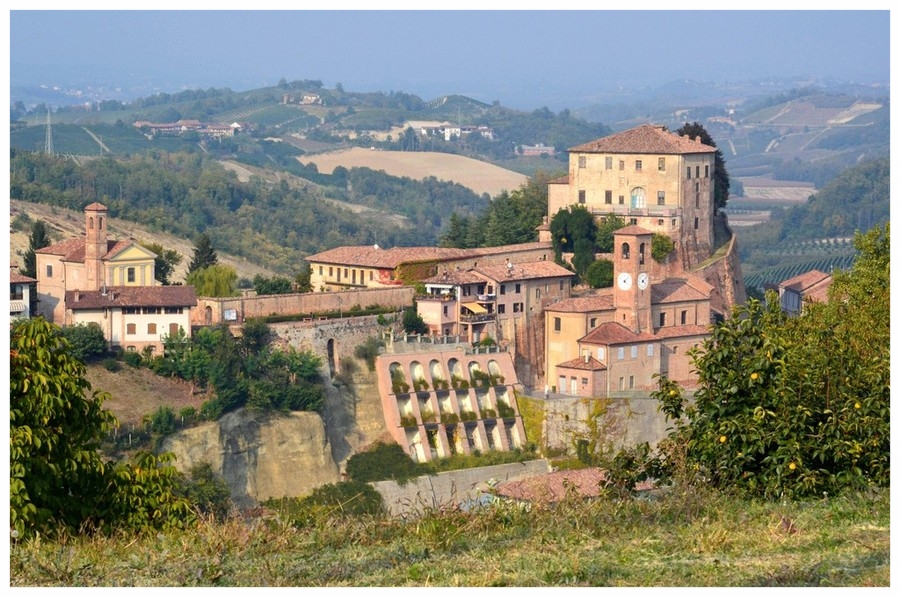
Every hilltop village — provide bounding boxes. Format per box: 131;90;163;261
19;123;750;472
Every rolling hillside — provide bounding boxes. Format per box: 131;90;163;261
299;148;528;197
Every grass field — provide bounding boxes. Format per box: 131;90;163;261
299;147;529;197
9;485;889;586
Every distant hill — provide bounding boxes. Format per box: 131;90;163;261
299;148;528;197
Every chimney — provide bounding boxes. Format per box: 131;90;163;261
74;291;80;302
584;352;589;364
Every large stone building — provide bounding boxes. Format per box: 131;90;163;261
545;225;713;395
546;123;717;269
34;202;196;352
306;242;554;292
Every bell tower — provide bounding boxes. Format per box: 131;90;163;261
84;202;108;291
613;225;653;332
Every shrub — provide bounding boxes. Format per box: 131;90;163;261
59;322;107;362
122;351;143;368
354;336;384;372
102;357;121;372
497;402;516;419
178;462;234;521
345;441;429;484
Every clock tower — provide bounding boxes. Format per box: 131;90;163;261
613;225;653;332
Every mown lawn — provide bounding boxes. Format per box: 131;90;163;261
9;486;889;587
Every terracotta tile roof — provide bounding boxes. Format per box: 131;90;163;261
569;124;716;155
474;261;574;283
66;285;197;309
651;324;711;340
36;238;131;263
84;202;108;211
307;242;554;270
468;242;552;257
545;291;615;313
307;245;475;268
10;272;37;284
579;321;655;345
422;270;484;286
36;237;86;258
780;269;832;293
613;224;655;236
495;467;653;503
651;276;713;303
549;175;569;184
556;355;606;371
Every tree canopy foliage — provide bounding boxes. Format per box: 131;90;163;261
20;219;51;278
10;318;194;537
653;224;889;499
150;321;325;419
439;172;556;249
186;263;239;297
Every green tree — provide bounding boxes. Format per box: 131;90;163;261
571;237;596;277
141;241;183;285
651;233;675;262
60;322;108;362
253;274;293;295
583;259;614;288
188;233;218;274
186;263;238;297
677;121;730;210
20;219;51;278
10;318;194;537
653;225;889;498
402;305;428;335
595;214;627;253
550;205;598;262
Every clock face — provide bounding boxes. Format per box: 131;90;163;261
617;272;632;291
637;273;649;290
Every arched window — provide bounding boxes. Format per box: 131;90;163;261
89;217;94;229
630;187;646;209
621;242;630;260
639;242;645;265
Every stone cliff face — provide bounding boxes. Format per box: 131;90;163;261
162;409;342;509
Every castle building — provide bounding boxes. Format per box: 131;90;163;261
545;225;712;394
546;124;717;269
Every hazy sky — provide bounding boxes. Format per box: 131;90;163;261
6;6;893;110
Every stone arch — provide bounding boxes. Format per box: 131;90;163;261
205;305;213;324
487;359;502;377
327;338;336;378
410;360;425;382
429;359;445;383
448;358;462;380
621;242;631;260
467;361;482;378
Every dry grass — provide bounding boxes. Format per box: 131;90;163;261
85;363;205;427
298;148;529;197
9;487;890;586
